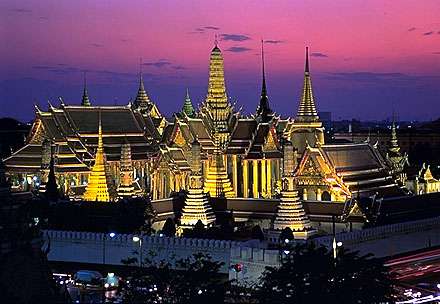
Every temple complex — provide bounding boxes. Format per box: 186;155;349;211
3;40;416;235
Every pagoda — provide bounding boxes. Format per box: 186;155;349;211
117;142;137;198
181;139;216;226
290;47;325;154
81;74;91;106
385;121;409;186
181;88;195;118
83;120;117;202
273;140;315;239
200;41;234;198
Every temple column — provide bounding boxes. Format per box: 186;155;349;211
261;159;266;198
267;159;272;198
317;188;322;201
303;189;308;200
160;171;164;199
151;174;156;200
169;172;175;193
243;159;249;198
182;173;186;190
253;160;259;198
232;155;238;197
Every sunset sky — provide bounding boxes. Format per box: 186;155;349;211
1;0;440;122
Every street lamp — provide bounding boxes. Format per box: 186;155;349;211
103;232;116;265
132;235;142;267
333;238;343;260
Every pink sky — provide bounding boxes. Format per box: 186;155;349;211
1;0;440;121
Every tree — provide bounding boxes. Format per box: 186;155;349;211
162;218;176;237
279;227;294;243
192;220;206;238
122;252;225;304
256;242;394;304
142;199;157;235
251;225;265;241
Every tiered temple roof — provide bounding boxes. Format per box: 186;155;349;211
4;104;160;173
295;143;403;199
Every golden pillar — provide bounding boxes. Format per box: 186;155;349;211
267;159;272;198
151;174;156;200
232;155;238;197
261;159;266;198
303;189;308;200
253;160;259;198
243;159;249;198
169;172;174;193
317;188;322;201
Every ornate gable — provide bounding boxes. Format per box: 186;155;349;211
28;116;45;144
262;126;279;152
295;147;351;197
301;157;322;177
169;122;189;148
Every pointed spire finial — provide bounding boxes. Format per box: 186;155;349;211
261;39;267;96
305;46;310;74
295;46;319;122
134;58;151;109
256;39;272;121
81;71;91;106
214;34;218;47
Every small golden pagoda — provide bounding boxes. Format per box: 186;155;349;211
117;142;137;198
273;140;315;239
181;139;216;226
83;121;117;202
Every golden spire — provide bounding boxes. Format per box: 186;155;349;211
204;40;231;130
296;47;319;122
83;118;116;202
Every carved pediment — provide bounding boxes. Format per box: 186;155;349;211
302;158;322;177
263;127;279;152
347;201;365;218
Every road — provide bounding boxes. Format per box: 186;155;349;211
385;248;440;303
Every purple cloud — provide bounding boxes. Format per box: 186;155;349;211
220;34;251;42
142;60;171;68
225;46;252;53
407;27;416;32
264;40;285;44
311;52;328;58
423;31;434;36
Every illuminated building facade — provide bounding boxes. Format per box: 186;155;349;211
4;41;406;212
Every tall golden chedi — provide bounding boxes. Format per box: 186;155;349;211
200;41;234;198
83;121;117;202
290;47;324;155
181;139;216;226
117;142;137;198
273;140;315;239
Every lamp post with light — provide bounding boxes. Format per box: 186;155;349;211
103;232;116;265
132;235;143;267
